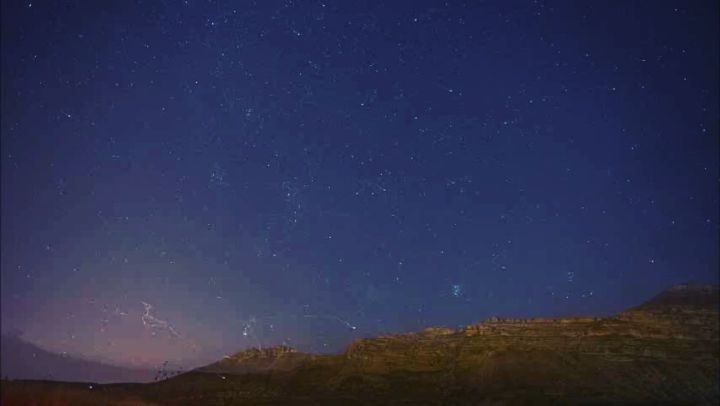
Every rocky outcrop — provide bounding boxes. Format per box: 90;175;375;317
630;283;719;311
341;284;717;371
197;345;316;374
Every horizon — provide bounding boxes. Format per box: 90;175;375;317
2;281;716;374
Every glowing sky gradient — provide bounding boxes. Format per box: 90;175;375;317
1;0;718;372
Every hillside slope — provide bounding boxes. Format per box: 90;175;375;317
3;284;718;405
136;284;720;405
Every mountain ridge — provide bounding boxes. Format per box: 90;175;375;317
2;283;718;405
196;283;720;369
173;283;718;404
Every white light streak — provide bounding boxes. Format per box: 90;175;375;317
303;314;357;330
141;301;180;338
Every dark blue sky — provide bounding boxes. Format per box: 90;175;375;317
1;0;718;369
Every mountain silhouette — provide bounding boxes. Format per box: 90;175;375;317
0;334;155;383
1;284;718;405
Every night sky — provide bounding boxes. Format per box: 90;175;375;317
1;0;718;371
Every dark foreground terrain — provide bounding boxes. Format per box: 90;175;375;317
2;284;718;405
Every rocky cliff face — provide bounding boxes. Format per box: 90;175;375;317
617;284;719;341
342;284;717;374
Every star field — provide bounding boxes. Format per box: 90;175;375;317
1;0;718;372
